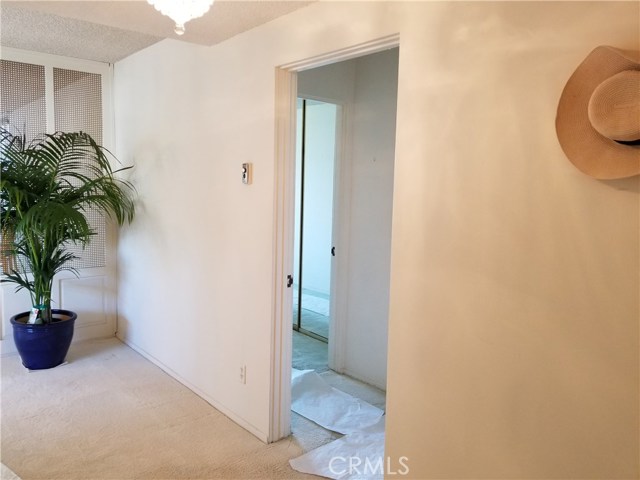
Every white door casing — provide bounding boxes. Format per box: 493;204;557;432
270;34;399;442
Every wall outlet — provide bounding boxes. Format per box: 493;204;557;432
240;365;247;384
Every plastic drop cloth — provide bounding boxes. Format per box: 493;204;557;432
290;369;386;479
290;416;386;479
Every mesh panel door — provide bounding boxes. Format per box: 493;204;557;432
0;60;47;273
53;68;106;270
0;60;47;140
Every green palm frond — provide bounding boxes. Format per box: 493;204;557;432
0;128;136;323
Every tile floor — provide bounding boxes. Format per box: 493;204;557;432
292;308;329;339
292;330;328;372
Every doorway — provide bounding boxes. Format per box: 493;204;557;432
270;34;400;443
286;48;399;471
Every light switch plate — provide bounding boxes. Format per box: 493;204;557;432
242;163;252;185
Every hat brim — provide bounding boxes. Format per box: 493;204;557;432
556;46;640;179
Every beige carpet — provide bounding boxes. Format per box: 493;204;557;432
1;338;316;480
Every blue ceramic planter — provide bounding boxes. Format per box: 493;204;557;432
11;309;76;370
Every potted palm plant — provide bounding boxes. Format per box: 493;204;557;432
0;128;135;370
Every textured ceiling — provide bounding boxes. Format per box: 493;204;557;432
0;0;314;63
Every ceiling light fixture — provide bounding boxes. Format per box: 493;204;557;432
147;0;214;35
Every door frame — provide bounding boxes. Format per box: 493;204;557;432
269;33;400;442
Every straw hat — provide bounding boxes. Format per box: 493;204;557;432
556;46;640;179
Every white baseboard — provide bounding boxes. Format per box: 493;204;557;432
116;333;270;443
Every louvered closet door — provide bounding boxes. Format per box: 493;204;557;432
0;55;117;351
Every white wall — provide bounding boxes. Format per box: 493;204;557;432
344;50;397;388
114;39;276;439
298;60;356;103
114;2;639;477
